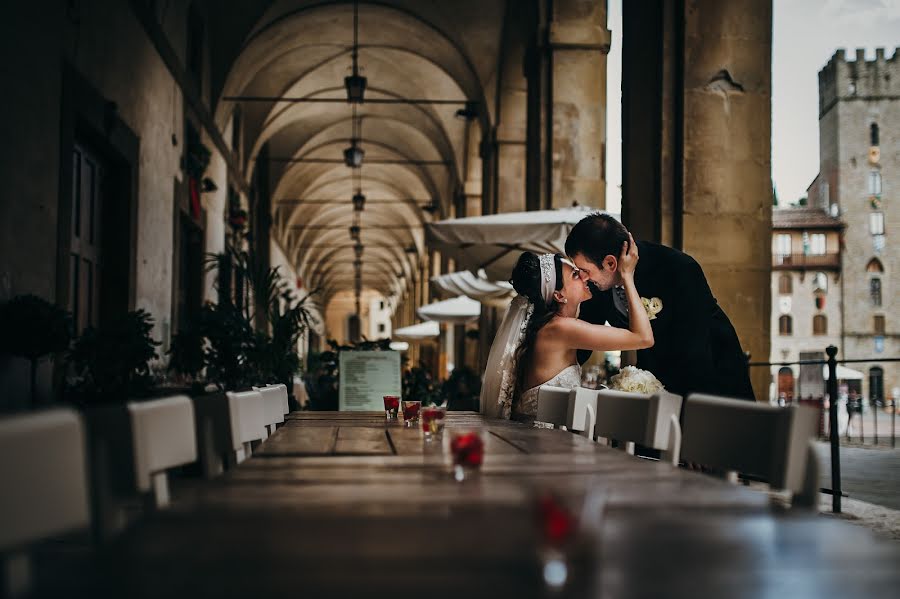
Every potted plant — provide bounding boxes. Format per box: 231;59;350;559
441;366;482;411
0;295;72;406
403;362;442;406
66;309;160;405
167;324;206;394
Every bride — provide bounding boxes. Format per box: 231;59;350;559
481;234;654;420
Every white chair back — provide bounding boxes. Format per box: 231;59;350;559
227;390;267;446
254;385;287;429
681;394;820;506
567;387;598;438
276;383;290;415
535;385;573;428
127;395;197;506
0;408;90;551
0;409;90;598
593;390;683;465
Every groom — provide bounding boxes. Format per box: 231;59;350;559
565;213;755;401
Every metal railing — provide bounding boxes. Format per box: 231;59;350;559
749;346;899;514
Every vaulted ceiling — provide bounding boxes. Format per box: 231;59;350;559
208;0;508;307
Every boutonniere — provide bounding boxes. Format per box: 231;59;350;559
641;297;663;320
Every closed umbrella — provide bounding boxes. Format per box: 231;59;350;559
425;205;617;280
393;321;440;340
431;269;514;308
416;296;481;324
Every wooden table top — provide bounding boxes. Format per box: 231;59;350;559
103;412;900;598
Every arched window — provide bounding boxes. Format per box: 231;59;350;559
869;366;884;406
778;274;792;294
866;257;884;273
870;123;879;146
779;315;793;336
813;314;827;335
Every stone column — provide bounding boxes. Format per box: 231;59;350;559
682;0;772;400
531;0;610;209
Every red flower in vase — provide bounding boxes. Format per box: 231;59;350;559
537;494;576;546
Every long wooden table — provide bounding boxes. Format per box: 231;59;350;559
103;412;900;598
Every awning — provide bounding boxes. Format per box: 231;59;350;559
431;269;514;308
393;321;440;340
425;205;619;280
822;364;865;380
416;296;481;324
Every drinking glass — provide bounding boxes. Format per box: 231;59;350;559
401;400;421;427
383;395;400;420
421;405;447;440
449;430;484;481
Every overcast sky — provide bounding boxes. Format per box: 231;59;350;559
605;0;900;214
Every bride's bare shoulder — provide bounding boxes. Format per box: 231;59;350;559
539;316;579;338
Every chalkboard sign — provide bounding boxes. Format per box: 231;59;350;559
339;351;402;411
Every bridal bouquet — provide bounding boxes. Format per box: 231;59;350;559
608;366;665;393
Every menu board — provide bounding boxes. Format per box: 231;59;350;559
339;351;402;411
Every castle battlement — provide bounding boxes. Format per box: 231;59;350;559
818;47;900;116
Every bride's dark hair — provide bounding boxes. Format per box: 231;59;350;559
509;251;563;403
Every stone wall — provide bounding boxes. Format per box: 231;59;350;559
0;1;233;410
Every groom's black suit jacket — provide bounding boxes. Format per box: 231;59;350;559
577;241;755;401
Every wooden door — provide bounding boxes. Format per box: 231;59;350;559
69;144;104;334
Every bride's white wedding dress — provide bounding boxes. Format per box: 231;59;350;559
513;363;582;419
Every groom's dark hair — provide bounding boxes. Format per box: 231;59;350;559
565;212;629;266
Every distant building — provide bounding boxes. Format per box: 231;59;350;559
770;208;844;402
771;48;899;405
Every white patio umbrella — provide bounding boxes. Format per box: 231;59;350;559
431;269;514;308
393;321;440;340
822;364;864;380
425;205;617;280
416;295;481;324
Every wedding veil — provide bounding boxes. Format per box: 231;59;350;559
479;295;534;419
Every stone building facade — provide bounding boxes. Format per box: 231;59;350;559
769;208;844;401
804;48;899;405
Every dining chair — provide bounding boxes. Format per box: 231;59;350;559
227;390;268;460
591;390;683;465
0;408;90;598
567;387;598;439
535;385;573;429
193;390;266;477
681;393;820;508
126;395;197;508
253;385;287;434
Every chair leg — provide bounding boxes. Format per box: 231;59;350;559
579;404;596;441
3;552;31;599
661;414;682;466
151;471;170;508
200;419;223;479
792;441;820;510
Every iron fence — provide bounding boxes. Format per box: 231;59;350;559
748;346;900;513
